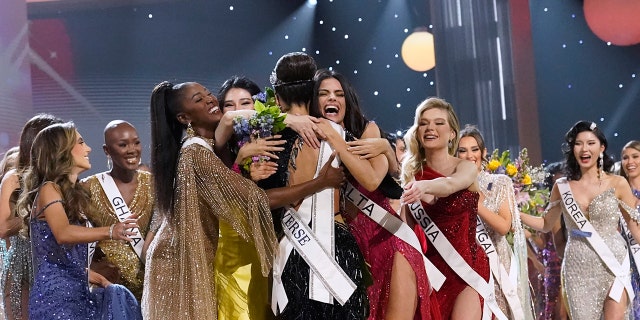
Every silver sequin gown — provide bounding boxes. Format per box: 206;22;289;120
562;188;631;320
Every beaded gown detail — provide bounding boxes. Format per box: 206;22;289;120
477;171;534;319
344;178;439;320
142;138;277;320
562;188;631;320
29;196;141;320
83;171;154;300
258;128;369;320
414;166;490;320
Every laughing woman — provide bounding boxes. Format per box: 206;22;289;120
521;121;640;320
17;122;141;319
143;81;277;320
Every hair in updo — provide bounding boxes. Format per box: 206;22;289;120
562;120;614;180
270;52;316;111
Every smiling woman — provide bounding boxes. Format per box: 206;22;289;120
81;120;155;301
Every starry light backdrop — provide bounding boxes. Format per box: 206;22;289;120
1;0;638;174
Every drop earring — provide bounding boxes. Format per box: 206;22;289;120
598;152;604;180
107;155;113;171
186;122;195;138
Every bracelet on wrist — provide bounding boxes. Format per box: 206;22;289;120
109;223;116;240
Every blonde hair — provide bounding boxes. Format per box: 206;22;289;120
401;97;460;184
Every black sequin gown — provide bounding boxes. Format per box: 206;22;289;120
258;128;369;320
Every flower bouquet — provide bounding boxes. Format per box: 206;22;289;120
487;148;550;243
232;87;286;171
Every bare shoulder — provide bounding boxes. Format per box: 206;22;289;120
38;182;63;204
0;169;19;190
361;121;381;139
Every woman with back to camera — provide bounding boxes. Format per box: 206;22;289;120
620;140;640;318
252;52;369;320
521;121;640;320
310;69;440;320
456;125;533;319
142;80;278;319
400;98;501;320
17;122;141;319
0;113;62;320
81;120;155;301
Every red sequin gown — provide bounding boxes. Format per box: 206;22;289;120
413;166;490;320
345;178;441;320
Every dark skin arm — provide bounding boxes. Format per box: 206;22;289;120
266;152;344;209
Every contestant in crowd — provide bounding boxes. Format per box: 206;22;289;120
0;114;62;320
400;98;498;320
142;81;278;319
81;120;155;301
17;122;141;319
310;69;439;319
620;140;640;318
258;52;369;319
521;121;640;320
456;125;533;319
215;75;283;320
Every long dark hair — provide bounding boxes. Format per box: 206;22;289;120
17;114;63;172
149;81;191;214
563;120;614;180
310;69;368;139
270;52;316;110
18;122;92;234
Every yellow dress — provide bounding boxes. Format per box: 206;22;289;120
83;170;154;300
142;138;277;320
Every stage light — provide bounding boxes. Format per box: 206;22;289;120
401;27;435;72
307;0;317;6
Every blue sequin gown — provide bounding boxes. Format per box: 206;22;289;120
29;200;142;320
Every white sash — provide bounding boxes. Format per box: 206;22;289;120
97;172;145;259
343;182;445;291
182;136;214;152
272;122;352;313
620;219;640;277
86;219;96;268
408;201;507;320
476;217;524;318
557;178;634;303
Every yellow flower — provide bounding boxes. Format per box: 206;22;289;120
506;164;517;177
522;174;532;185
487;159;501;171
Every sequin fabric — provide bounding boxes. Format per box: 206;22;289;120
562;188;630;320
477;171;534;319
4;233;32;320
142;138;277;320
29;196;141;319
83;171;154;300
344;178;437;320
414;166;490;320
259;131;369;320
3;184;31;320
535;232;563;320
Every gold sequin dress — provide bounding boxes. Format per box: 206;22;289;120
142;138;277;320
562;188;631;319
83;170;154;300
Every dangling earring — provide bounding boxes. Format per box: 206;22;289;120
598;152;604;180
448;139;453;149
107;155;113;171
186;122;195;138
